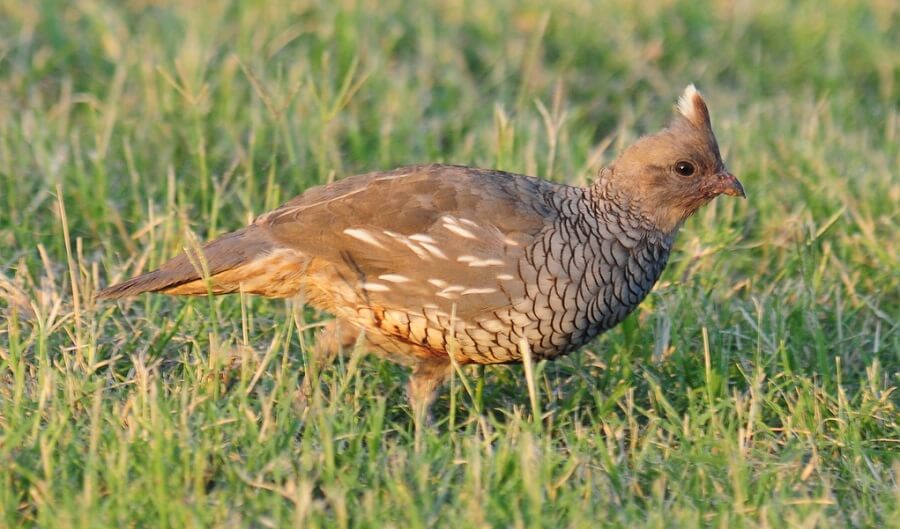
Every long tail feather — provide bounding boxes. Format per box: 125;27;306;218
97;226;274;300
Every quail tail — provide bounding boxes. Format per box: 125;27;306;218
97;226;277;300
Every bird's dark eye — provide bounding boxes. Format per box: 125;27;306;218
675;161;695;177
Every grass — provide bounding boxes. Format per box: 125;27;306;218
0;0;897;527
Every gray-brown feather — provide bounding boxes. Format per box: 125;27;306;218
258;164;671;364
96;226;275;299
100;164;673;366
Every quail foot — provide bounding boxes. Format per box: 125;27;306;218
99;84;745;422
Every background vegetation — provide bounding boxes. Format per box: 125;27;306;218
0;0;897;527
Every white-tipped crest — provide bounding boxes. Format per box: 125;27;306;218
676;84;700;122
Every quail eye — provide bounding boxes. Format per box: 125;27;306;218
675;161;695;177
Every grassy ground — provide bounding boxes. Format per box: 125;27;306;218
1;0;898;527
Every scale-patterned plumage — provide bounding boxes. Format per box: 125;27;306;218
98;85;744;419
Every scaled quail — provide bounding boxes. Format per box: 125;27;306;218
98;85;745;420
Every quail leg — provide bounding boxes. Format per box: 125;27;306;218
407;357;453;432
300;319;362;401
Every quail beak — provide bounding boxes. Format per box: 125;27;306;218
714;171;746;198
